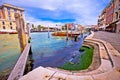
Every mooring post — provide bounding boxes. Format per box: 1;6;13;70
15;13;27;52
66;24;68;41
48;26;50;38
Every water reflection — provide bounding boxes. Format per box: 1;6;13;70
31;32;72;59
0;34;20;72
30;32;84;68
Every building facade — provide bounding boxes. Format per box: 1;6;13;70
113;0;120;22
98;0;120;33
0;3;25;33
113;0;120;33
98;8;106;30
106;0;114;25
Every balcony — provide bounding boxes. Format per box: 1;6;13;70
114;6;120;12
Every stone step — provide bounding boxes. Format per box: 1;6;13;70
46;67;73;75
19;66;55;80
93;68;120;80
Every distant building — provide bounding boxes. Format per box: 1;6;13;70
62;23;74;30
85;25;98;31
0;3;25;33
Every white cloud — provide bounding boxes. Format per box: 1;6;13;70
25;14;62;27
1;0;110;25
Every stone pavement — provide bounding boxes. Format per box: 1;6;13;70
93;31;120;53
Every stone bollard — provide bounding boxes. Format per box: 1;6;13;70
15;13;27;52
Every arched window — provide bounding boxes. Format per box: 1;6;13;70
14;9;17;12
2;21;5;25
20;11;22;16
115;12;118;19
10;22;12;25
3;26;5;29
7;7;10;15
10;26;12;29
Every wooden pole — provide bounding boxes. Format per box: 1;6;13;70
48;26;50;38
15;13;26;52
66;24;68;41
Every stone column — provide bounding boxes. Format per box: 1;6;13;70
26;23;30;37
26;23;31;43
15;13;26;52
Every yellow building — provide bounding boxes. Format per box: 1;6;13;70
0;3;25;33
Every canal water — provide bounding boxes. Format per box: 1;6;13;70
0;34;20;73
0;32;87;76
31;32;85;69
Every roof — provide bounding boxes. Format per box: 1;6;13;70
1;3;24;11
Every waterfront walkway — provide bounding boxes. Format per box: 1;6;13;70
93;31;120;53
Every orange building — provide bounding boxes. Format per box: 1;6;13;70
113;0;120;33
0;3;25;33
105;0;115;32
98;8;106;30
106;0;114;25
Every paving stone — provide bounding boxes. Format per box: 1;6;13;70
19;67;55;80
93;68;120;80
66;75;94;80
47;67;73;75
100;59;112;72
93;31;120;53
50;72;68;80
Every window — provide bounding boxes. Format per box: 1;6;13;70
115;12;118;19
9;15;11;20
7;7;10;15
2;21;5;25
10;26;12;29
10;22;12;25
14;9;17;12
3;26;5;29
20;11;22;16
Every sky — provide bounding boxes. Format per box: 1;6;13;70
0;0;110;27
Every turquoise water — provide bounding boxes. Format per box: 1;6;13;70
0;34;20;73
0;32;72;73
31;32;85;68
31;32;72;60
0;32;86;73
